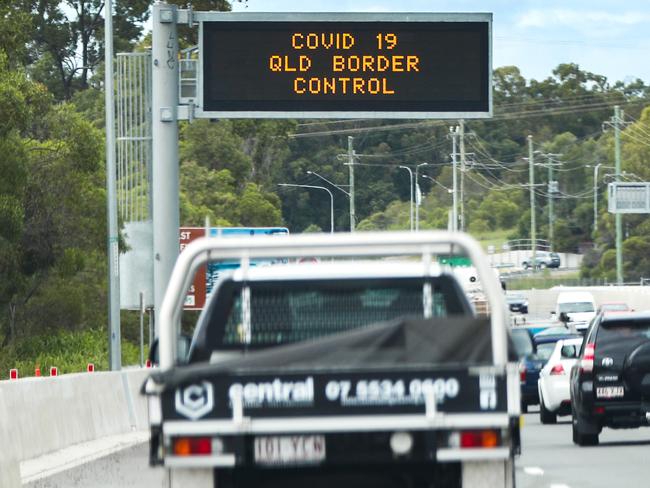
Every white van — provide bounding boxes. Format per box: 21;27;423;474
553;291;596;331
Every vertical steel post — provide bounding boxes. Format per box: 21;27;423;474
152;2;179;336
104;0;121;370
348;136;355;232
528;135;536;273
614;105;623;284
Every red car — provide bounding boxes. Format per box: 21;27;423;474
597;302;632;315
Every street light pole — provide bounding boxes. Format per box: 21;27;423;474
278;183;334;233
306;171;350;196
398;165;414;232
415;162;428;232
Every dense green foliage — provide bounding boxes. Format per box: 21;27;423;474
1;1;650;372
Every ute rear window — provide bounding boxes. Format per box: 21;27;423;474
193;276;470;356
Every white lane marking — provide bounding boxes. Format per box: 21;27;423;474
523;466;545;476
550;485;571;488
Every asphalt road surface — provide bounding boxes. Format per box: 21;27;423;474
516;407;650;488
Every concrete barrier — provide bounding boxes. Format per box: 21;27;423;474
0;368;151;487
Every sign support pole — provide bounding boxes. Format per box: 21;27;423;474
152;2;180;336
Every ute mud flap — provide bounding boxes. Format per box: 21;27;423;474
462;458;514;488
167;468;213;488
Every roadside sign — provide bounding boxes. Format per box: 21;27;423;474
197;12;492;119
608;182;650;213
180;228;208;310
181;227;290;310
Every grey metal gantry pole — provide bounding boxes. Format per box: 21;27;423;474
152;2;179;335
104;0;121;370
528;135;536;272
348;136;356;232
614;105;623;284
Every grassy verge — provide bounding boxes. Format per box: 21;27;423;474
472;228;516;252
504;271;595;290
0;328;144;380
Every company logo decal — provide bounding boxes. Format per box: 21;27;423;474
175;381;214;420
601;357;614;367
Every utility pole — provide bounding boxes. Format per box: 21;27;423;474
348;136;356;232
548;156;553;250
450;126;459;232
614;105;623;284
544;153;562;251
104;0;121;370
459;120;466;232
528;135;536;272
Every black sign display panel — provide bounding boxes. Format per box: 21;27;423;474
200;15;491;118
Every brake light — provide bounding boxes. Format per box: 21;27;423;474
581;343;595;373
550;364;565;375
173;437;212;456
519;364;527;382
459;430;499;448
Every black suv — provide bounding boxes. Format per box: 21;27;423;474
569;312;650;446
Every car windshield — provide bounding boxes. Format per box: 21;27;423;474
507;293;525;302
535;342;556;361
559;302;594;313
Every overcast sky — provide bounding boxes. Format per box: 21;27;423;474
230;0;650;85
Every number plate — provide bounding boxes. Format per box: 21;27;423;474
254;436;326;465
596;386;624;398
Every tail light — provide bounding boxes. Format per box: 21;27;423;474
580;343;595;373
453;430;499;448
173;437;212;456
550;364;565;375
519;364;527;383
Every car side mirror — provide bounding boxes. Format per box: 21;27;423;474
148;334;192;366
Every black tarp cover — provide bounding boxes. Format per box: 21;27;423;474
151;316;511;392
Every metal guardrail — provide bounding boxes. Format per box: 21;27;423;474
157;231;510;371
